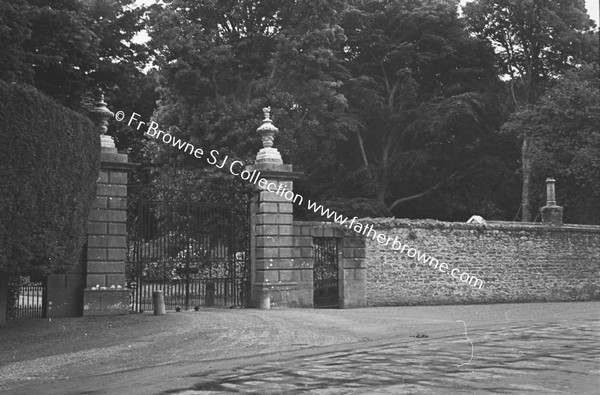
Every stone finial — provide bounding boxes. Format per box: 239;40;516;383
257;106;279;148
88;89;116;150
89;89;114;135
255;106;282;164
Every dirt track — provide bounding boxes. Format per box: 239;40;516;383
1;302;598;394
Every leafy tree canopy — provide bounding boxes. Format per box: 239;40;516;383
144;0;351;200
464;0;598;107
501;64;600;224
0;0;151;112
331;0;513;220
464;0;599;222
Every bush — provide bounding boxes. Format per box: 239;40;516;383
0;81;100;275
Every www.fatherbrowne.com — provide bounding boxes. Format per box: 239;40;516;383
117;111;484;289
306;203;484;289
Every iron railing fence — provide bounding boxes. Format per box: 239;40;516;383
130;277;248;312
127;199;250;312
7;278;46;319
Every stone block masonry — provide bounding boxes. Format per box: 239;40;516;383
292;222;367;308
82;134;136;316
86;168;129;288
364;218;600;306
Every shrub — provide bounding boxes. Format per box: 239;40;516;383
0;81;100;275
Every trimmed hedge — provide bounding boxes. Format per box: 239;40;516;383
0;81;100;275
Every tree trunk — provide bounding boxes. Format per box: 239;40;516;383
355;129;371;173
521;133;532;222
378;141;391;204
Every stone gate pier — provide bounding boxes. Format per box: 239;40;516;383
247;108;367;309
247;107;303;308
82;95;136;316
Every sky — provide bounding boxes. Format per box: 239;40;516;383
587;0;600;25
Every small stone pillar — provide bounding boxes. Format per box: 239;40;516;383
540;178;563;226
248;107;303;308
153;291;166;315
83;92;136;315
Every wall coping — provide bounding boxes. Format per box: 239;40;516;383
293;220;354;232
293;218;600;234
359;217;600;234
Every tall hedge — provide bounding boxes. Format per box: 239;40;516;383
0;81;100;276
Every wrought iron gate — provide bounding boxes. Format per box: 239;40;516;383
127;200;250;312
313;237;339;308
6;276;47;320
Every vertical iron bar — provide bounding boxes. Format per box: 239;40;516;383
41;277;48;318
228;208;234;306
185;202;190;311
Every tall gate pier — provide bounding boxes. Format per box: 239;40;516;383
247;108;367;309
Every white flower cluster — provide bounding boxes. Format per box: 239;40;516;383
90;284;124;290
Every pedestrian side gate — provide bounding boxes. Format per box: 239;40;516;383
127;200;250;311
313;237;339;308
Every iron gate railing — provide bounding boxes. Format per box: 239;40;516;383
313;237;339;308
6;277;47;319
127;200;250;312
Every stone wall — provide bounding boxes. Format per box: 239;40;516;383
364;218;600;306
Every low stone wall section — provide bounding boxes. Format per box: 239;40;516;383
363;218;600;306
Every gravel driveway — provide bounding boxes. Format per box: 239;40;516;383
1;302;598;394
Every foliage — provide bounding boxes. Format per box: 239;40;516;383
0;81;100;275
1;0;593;229
141;0;522;221
501;65;600;224
142;0;350;200
464;0;598;107
464;0;599;221
336;0;513;219
0;0;152;113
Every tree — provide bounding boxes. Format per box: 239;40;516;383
501;65;600;224
335;0;508;219
0;0;151;112
464;0;599;221
144;0;350;200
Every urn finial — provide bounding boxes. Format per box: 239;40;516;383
255;106;282;164
89;89;114;135
257;106;279;148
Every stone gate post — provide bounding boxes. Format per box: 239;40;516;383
82;94;136;316
247;108;303;308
